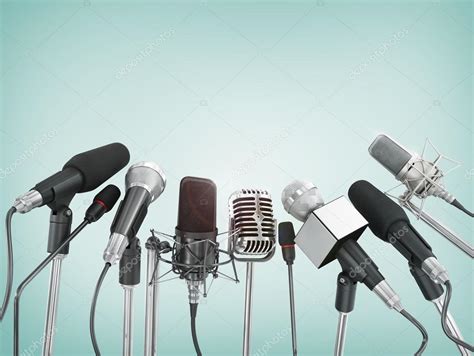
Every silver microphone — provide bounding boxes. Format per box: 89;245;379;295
228;189;276;261
103;162;166;265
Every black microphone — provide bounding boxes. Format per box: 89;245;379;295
103;162;166;265
279;222;296;265
175;176;218;304
85;184;121;223
13;143;130;213
348;180;449;284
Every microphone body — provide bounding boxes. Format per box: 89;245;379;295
103;162;166;265
13;143;130;213
348;180;449;284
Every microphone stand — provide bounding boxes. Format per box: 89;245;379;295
333;272;357;356
119;237;141;356
287;264;297;356
243;262;254;356
400;196;474;258
43;205;73;356
144;235;159;356
410;264;469;356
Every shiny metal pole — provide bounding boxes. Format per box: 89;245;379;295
287;265;297;356
433;297;470;355
242;262;254;356
144;248;158;356
403;200;474;258
334;312;349;356
123;286;134;356
42;255;65;356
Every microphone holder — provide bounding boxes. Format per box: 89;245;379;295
119;237;141;356
409;264;469;355
333;272;357;356
43;205;73;356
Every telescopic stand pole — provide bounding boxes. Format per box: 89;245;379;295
242;262;254;356
120;237;141;356
334;272;357;356
144;236;159;356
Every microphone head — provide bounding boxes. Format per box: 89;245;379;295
176;176;217;233
64;142;130;192
278;222;296;246
348;180;409;241
125;162;166;202
93;184;121;212
281;180;324;221
228;189;276;261
368;134;413;177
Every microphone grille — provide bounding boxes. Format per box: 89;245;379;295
228;189;276;256
369;134;413;177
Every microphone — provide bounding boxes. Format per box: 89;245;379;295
279;222;296;265
13;143;130;213
228;189;276;261
174;176;218;304
281;180;402;311
369;134;473;217
103;162;166;265
348;180;449;285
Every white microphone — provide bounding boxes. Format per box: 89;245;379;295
369;134;473;216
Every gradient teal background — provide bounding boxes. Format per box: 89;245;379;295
0;0;472;355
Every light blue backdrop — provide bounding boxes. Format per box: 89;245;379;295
1;1;472;355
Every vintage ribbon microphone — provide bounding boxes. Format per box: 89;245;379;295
228;189;276;356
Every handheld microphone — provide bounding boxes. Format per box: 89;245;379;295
174;176;218;304
13;143;130;213
369;134;473;217
228;189;276;261
282;180;402;311
348;180;449;284
103;162;166;265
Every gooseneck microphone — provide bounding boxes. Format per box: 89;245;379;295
228;189;276;356
282;180;429;356
174;176;218;356
348;180;473;353
103;162;166;265
13;185;121;356
279;222;297;356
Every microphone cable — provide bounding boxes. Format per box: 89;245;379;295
399;309;428;356
0;207;16;321
451;200;474;218
13;219;90;355
90;263;111;356
190;303;202;356
441;281;473;351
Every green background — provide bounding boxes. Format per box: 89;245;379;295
0;0;472;355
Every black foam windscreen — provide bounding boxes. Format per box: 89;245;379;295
348;180;409;241
63;143;130;192
94;184;121;211
177;176;217;233
278;222;296;246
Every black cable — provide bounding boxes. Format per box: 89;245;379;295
0;207;16;321
190;303;202;356
441;281;474;351
13;219;90;356
90;263;111;356
451;200;474;217
399;309;429;356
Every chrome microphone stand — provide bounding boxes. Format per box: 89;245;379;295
42;206;73;356
144;236;159;356
243;262;254;356
119;237;141;356
287;264;297;356
333;272;357;356
401;198;473;258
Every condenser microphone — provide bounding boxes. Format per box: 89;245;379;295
228;189;276;261
282;180;402;311
175;176;218;304
13;143;130;213
348;180;449;284
103;162;166;265
369;134;473;217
